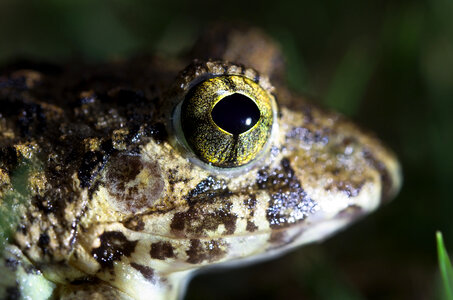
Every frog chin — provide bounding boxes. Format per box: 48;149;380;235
213;191;378;269
188;212;361;275
209;185;382;269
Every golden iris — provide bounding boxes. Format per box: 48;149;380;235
179;75;275;168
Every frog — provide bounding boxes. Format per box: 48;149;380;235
0;26;401;300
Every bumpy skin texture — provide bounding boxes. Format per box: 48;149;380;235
0;27;401;299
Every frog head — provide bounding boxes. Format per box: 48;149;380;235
68;30;401;299
0;27;401;300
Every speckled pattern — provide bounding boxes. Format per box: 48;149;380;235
0;27;401;299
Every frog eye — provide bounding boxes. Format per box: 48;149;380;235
176;75;276;168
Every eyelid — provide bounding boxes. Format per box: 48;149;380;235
173;60;275;95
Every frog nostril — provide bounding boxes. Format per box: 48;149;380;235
211;93;260;135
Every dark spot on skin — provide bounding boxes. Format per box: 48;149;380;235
146;122;168;143
0;147;18;173
186;239;226;264
130;263;155;282
17;102;47;137
4;258;19;272
246;221;258;232
24;264;40;275
150;242;175;260
123;217;145;231
167;168;190;193
100;139;114;154
34;195;58;214
325;180;364;198
106;154;141;186
170;205;237;237
186;176;231;205
244;195;258;232
243;195;256;210
257;158;318;229
78;140;116;189
38;233;50;246
38;233;50;254
6;285;20;300
362;149;393;203
91;231;138;269
170;176;237;237
169;213;185;232
78;150;105;188
123;124;149;148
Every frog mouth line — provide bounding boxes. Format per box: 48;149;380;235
76;216;352;275
98;204;361;243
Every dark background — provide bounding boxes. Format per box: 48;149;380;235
1;0;452;299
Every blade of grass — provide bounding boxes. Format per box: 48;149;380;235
436;231;453;300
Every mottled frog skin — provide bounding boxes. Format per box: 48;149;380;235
0;27;401;299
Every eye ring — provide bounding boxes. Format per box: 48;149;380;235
171;61;278;172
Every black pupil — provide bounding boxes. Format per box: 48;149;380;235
211;93;261;135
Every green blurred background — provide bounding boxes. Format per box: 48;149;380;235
1;0;452;299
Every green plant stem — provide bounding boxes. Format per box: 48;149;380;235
436;231;453;300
